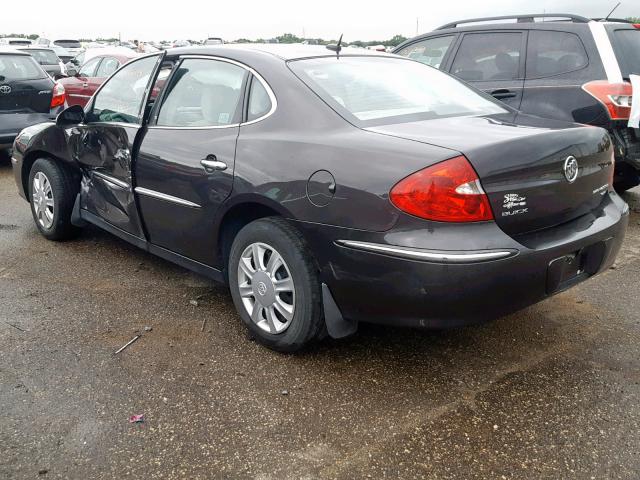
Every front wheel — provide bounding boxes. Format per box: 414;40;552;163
28;158;80;241
228;217;324;352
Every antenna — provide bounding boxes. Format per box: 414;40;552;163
605;2;621;21
326;34;343;58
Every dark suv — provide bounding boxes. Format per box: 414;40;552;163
394;14;640;191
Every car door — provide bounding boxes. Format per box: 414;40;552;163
448;31;526;110
69;54;164;238
520;29;594;123
65;57;101;107
135;56;249;265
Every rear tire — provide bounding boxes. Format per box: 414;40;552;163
228;217;324;352
28;158;80;241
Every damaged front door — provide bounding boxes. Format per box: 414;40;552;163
70;54;163;238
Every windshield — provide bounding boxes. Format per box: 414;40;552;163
9;40;32;46
54;40;81;49
0;55;45;80
612;29;640;78
22;49;59;65
289;56;506;126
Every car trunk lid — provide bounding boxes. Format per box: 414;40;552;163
0;55;53;114
367;113;614;236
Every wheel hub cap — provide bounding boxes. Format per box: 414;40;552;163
32;172;54;229
237;242;295;335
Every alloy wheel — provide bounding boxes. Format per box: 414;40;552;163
237;242;295;334
32;172;55;229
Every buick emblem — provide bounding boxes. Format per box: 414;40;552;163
563;156;579;183
0;85;11;94
257;282;267;296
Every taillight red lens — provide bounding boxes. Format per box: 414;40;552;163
633;24;640;29
50;82;66;108
390;155;494;222
582;80;633;120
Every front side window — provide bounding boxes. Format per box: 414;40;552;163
395;36;455;68
89;55;159;124
526;31;588;78
79;57;101;77
451;32;522;82
289;56;506;127
0;55;45;80
95;57;120;78
247;76;272;121
156;59;246;127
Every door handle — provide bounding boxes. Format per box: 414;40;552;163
200;156;227;172
490;89;517;99
82;82;89;88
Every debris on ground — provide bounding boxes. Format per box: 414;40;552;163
128;414;144;423
4;321;27;332
114;335;141;355
143;326;153;332
38;468;48;475
189;300;199;306
201;318;207;332
281;390;289;396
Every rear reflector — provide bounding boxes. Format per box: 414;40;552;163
50;82;66;108
390;155;494;222
582;80;633;120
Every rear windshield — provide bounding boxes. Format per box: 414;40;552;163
53;40;81;49
612;29;640;78
0;55;45;81
289;56;506;126
23;49;59;65
9;40;32;46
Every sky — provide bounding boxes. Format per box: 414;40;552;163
3;0;638;42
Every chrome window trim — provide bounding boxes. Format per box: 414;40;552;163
335;240;517;264
92;171;129;189
148;54;277;131
135;187;201;208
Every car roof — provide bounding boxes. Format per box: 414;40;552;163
0;47;31;56
165;43;391;61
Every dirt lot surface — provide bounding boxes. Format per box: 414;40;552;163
2;154;640;479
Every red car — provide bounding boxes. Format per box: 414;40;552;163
60;51;138;107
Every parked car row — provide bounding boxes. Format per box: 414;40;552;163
3;14;638;352
393;14;640;191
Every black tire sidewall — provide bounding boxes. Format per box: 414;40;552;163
28;158;77;240
228;218;321;352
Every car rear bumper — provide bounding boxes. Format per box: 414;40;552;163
0;112;58;148
298;192;629;328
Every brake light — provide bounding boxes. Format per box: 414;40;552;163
582;80;633;120
390;155;494;222
50;82;66;108
634;24;640;29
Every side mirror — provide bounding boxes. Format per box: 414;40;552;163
56;105;85;126
65;64;78;77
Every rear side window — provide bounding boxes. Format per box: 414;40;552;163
451;32;522;81
395;36;455;68
247;76;272;121
0;55;45;80
611;29;640;78
526;31;588;78
157;59;246;128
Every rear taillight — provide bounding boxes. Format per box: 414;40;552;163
634;24;640;29
582;80;633;120
390;155;494;222
50;82;66;108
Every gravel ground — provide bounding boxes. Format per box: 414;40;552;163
1;152;640;479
